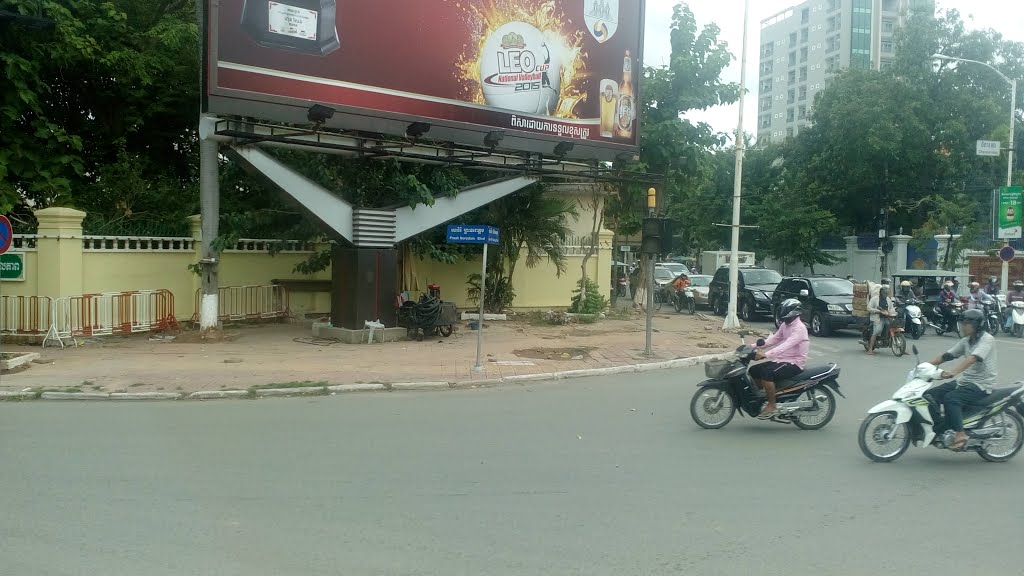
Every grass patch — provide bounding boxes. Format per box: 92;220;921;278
41;387;83;394
606;307;635;320
250;381;328;390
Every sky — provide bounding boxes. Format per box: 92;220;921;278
642;0;1024;140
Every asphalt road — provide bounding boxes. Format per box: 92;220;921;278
2;323;1022;576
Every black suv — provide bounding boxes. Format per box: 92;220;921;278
707;265;783;320
771;275;864;337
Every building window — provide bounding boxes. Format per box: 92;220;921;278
789;32;797;48
801;8;809;24
881;40;893;53
801;28;809;44
798;105;807;120
760;115;771;129
800;47;808;63
787;127;794;138
759;78;773;93
880;59;893;70
882;19;895;34
799;66;808;82
828;13;842;32
788;70;796;84
826;35;840;53
759;96;772;112
799;85;807;101
761;61;774;76
826;56;837;71
787;88;795;104
761;43;775;58
789;51;797;67
828;0;840;12
787;108;795;122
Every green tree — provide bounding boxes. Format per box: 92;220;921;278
0;0;200;230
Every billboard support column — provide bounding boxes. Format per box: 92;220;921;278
199;135;221;332
331;246;398;331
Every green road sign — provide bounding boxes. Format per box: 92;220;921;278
997;186;1024;240
0;253;25;281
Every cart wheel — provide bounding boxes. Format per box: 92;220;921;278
439;325;453;337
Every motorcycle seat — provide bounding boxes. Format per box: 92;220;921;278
780;364;838;385
968;386;1023;408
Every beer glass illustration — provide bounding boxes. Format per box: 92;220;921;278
599;79;619;138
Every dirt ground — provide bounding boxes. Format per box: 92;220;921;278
0;311;747;394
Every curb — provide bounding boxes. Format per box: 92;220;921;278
6;351;731;403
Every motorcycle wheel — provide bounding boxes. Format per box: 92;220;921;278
890;332;907;357
673;296;684;313
687;299;696;315
1015;324;1023;338
792;386;836;430
690;387;736;429
913;319;929;338
439;324;453;337
976;410;1024;462
988;317;1000;335
858;412;910;463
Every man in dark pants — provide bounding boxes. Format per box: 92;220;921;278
925;308;996;450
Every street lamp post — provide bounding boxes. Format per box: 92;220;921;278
934;53;1018;291
723;0;751;330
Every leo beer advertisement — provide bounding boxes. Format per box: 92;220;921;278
206;0;644;152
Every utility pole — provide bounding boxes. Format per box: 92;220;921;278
644;187;656;357
723;0;751;330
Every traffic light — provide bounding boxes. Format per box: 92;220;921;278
641;217;673;256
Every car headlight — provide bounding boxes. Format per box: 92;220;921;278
827;304;845;313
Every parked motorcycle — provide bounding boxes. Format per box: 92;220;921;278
690;340;844;430
673;287;696;315
897;297;925;340
860;314;907;356
858;346;1024;463
927;300;962;337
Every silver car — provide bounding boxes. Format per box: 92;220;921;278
687;274;712;307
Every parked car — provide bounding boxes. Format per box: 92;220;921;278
771;275;863;336
707;265;783;320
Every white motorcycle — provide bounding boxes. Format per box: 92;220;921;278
1007;301;1024;338
858;346;1024;463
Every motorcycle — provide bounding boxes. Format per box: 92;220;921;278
927;300;962;337
897;297;925;340
673;286;696;315
858;345;1024;463
616;276;629;297
860;314;907;356
690;340;844;430
983;300;1001;335
1006;301;1024;337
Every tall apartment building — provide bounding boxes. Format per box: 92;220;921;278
756;0;935;144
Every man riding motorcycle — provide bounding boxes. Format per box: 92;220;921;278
1003;280;1024;330
866;284;897;355
985;276;999;296
925;308;997;451
967;281;994;311
751;298;809;420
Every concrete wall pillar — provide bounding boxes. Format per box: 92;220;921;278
891;234;912;272
844;235;858;278
35;207;85;298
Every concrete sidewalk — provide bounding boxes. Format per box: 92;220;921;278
1;312;741;395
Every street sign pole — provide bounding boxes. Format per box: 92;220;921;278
0;214;12;372
446;224;498;373
473;242;487;372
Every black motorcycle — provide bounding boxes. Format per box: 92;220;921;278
927;300;962;337
690;341;844;430
672;286;696;315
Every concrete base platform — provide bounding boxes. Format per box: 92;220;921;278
1;352;40;371
313;324;408;344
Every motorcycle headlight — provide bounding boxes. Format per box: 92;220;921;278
827;304;845;313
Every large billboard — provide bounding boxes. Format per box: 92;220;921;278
203;0;645;160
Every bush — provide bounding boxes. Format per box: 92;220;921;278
466;272;516;313
569;277;608;314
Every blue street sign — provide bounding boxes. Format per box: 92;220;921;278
446;225;500;245
999;245;1015;263
0;215;13;255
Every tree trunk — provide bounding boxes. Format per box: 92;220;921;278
578;192;604;307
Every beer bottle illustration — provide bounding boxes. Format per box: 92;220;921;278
614;50;634;139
